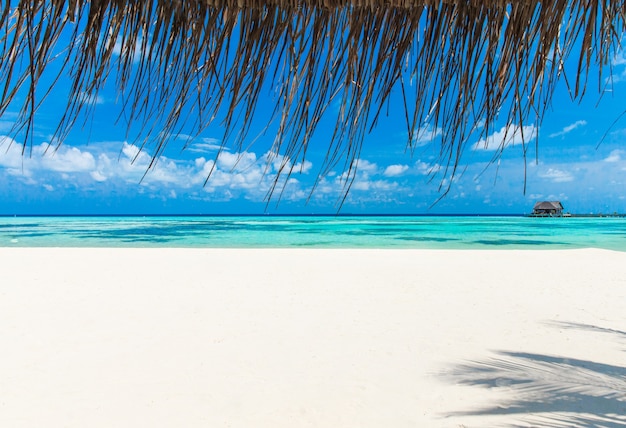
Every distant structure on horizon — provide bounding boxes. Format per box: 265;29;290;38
532;201;565;217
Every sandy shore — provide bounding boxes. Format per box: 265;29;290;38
1;248;625;427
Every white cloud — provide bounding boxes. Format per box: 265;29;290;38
352;179;398;192
310;157;409;203
217;151;257;171
538;168;575;183
189;149;315;201
79;92;106;105
473;124;538;151
384;164;409;177
548;120;587;138
0;135;464;206
412;124;443;146
111;36;145;62
120;142;143;163
352;180;370;191
607;50;626;84
608;68;626;85
613;50;626;66
353;159;378;174
604;149;624;163
295;160;313;174
0;136;26;168
90;170;107;182
336;159;378;183
187;137;223;153
40;144;96;172
1;139;97;176
0;139;187;189
415;160;441;175
142;158;185;185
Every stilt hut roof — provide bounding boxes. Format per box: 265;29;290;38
533;201;564;211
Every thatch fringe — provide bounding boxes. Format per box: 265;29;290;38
1;1;624;200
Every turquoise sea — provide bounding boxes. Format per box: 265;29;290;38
1;215;625;250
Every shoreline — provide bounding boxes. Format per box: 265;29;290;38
2;248;625;427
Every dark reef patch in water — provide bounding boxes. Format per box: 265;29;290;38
0;223;41;229
472;239;567;246
5;232;55;239
397;236;458;242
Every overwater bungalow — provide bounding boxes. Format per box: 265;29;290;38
532;201;564;217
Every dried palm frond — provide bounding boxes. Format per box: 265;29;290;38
1;1;624;200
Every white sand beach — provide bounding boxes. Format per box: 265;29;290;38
1;248;625;427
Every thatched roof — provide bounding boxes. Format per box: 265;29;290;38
533;201;564;211
1;1;624;199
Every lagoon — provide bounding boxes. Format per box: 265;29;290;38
1;215;626;250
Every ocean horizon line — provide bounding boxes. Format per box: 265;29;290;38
0;213;531;218
3;212;626;219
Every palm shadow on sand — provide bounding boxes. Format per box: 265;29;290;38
443;322;626;427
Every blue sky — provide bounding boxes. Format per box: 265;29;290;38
2;34;626;215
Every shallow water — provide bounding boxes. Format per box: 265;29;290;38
1;215;625;250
